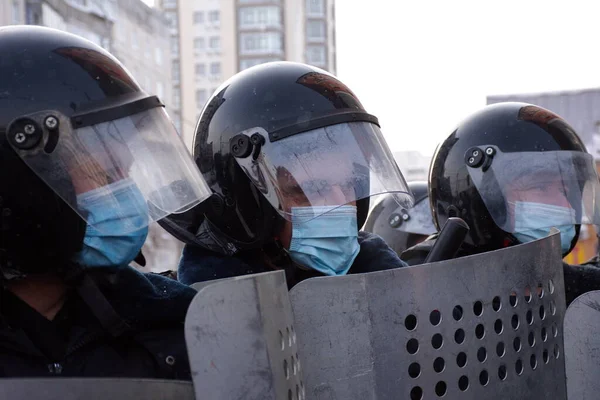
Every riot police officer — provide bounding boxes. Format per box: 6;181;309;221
363;181;436;255
0;26;211;377
401;102;600;304
160;62;413;288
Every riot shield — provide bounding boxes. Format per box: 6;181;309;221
185;270;304;400
0;378;193;400
564;290;600;399
190;277;231;292
290;231;566;399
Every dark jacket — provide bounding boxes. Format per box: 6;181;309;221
401;237;600;306
0;266;196;379
565;257;600;305
178;231;408;288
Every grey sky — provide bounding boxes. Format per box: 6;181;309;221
336;0;600;155
144;0;600;155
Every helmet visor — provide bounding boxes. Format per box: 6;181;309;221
466;147;600;233
234;122;414;222
7;107;210;233
398;199;437;235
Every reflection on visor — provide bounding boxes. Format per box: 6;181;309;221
8;107;210;233
466;147;600;233
234;122;413;222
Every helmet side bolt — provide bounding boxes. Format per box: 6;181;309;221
23;124;35;135
465;146;484;168
45;116;59;130
485;147;495;156
250;133;265;146
14;132;26;144
389;213;403;228
230;134;253;158
9;119;42;150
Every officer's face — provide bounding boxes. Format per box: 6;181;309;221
505;174;571;226
505;176;570;207
67;154;131;195
276;167;356;249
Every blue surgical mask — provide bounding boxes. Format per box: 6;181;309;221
512;201;576;254
73;178;149;268
288;205;360;276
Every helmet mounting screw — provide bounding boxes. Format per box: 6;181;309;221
465;147;484;168
44;116;59;130
389;213;403;228
230;134;253;158
23;124;35;135
14;132;26;144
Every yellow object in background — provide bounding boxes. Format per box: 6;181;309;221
564;225;598;265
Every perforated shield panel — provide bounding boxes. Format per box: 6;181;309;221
185;271;305;400
0;378;193;400
564;290;600;400
290;232;566;399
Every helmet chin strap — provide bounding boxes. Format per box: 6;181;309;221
76;273;130;337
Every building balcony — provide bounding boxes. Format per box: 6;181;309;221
239;48;284;57
306;36;326;44
238;23;283;31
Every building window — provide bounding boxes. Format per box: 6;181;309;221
306;45;326;65
170;36;179;56
194;37;205;52
165;11;178;29
162;0;177;7
307;20;325;41
240;32;283;55
195;63;206;78
144;42;151;59
131;31;139;50
173;116;182;136
209;36;220;51
25;3;40;25
172;61;180;83
12;0;20;24
155;48;163;66
196;89;208;106
239;57;280;71
210;62;221;76
193;11;204;24
306;0;325;17
208;10;220;24
239;6;281;29
156;81;164;100
173;88;181;109
239;0;281;3
101;37;110;51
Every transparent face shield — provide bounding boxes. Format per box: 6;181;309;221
395;198;437;235
466;146;600;233
6;103;211;233
233;121;414;223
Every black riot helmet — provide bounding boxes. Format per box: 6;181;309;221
364;181;436;254
429;102;600;256
160;62;413;255
0;26;209;279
